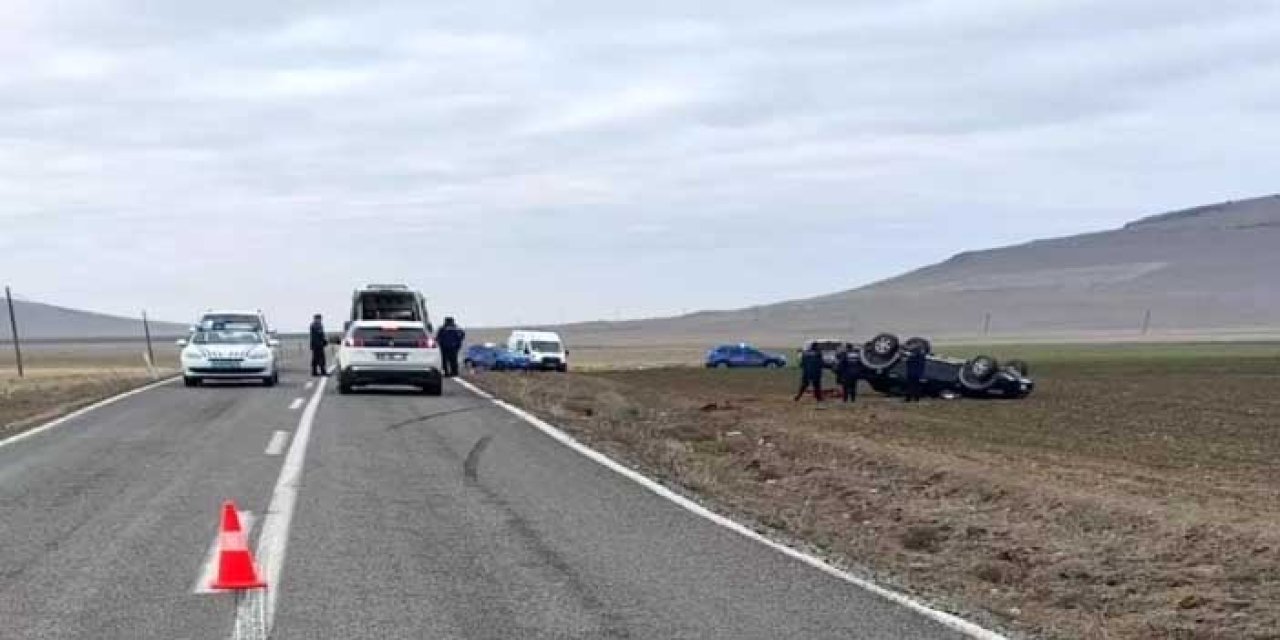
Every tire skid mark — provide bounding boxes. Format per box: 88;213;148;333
463;435;493;481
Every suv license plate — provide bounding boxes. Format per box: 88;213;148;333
376;353;408;361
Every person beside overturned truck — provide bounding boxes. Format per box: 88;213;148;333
793;342;825;405
903;343;927;402
834;342;862;403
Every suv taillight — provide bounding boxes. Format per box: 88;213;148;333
344;337;364;347
416;336;435;349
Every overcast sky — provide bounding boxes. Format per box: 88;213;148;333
2;0;1278;329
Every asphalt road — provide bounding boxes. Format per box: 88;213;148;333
0;363;976;639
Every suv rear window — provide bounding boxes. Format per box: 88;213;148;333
352;327;428;348
354;292;422;322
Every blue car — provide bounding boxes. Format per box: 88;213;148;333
705;344;787;368
464;344;532;371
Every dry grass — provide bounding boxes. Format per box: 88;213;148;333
472;347;1280;640
0;340;185;440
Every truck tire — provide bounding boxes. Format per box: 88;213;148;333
860;333;901;370
959;355;999;390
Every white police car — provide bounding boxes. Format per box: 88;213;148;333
178;329;280;387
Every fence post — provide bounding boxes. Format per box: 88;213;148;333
4;284;23;373
142;310;156;375
5;286;24;377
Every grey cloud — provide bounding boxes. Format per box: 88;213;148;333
1;0;1278;327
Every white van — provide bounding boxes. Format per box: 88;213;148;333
507;330;569;372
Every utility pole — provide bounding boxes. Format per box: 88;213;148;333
982;312;992;337
1140;308;1152;336
142;310;156;372
5;286;23;377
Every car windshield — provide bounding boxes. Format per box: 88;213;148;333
530;341;562;352
192;330;262;345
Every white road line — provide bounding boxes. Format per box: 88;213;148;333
287;398;304;411
192;511;256;594
240;368;328;635
0;377;179;450
453;378;1008;640
264;430;290;456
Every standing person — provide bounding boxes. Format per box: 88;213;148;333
436;317;466;378
793;342;825;404
836;342;862;403
904;345;927;402
309;314;328;376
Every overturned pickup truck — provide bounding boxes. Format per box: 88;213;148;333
855;333;1034;399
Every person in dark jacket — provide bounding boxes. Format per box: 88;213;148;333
309;314;328;376
436;317;466;378
835;343;862;403
793;343;825;404
903;345;927;402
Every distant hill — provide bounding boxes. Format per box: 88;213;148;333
0;299;189;341
511;194;1280;346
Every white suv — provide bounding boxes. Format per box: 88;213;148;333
336;321;443;395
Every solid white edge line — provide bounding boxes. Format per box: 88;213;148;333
246;367;329;635
453;377;1008;640
288;398;304;411
0;376;180;450
192;511;256;594
264;430;290;456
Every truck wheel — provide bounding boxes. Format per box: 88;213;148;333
184;376;200;387
860;333;901;370
716;361;729;369
959;356;999;390
423;381;443;396
262;374;277;387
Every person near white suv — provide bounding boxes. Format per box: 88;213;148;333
336;320;443;395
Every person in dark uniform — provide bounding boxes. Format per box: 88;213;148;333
793;342;825;404
835;342;862;403
309;314;328;376
903;345;927;402
436;317;466;378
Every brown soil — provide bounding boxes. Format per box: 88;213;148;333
472;353;1280;639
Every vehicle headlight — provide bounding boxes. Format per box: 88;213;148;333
247;348;271;360
182;349;206;361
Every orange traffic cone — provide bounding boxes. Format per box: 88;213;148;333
210;500;266;590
